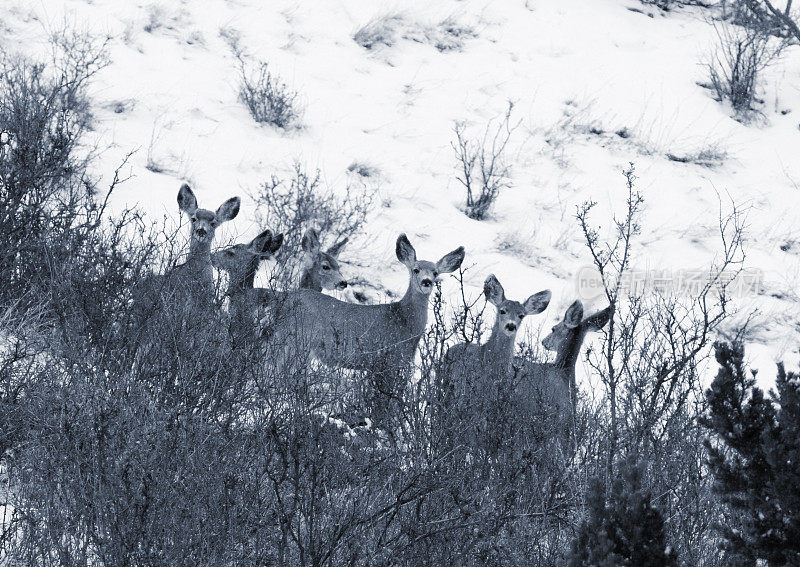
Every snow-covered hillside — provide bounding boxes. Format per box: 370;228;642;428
3;0;800;384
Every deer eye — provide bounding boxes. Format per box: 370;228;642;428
322;264;330;271
500;309;506;315
226;250;235;257
191;218;196;223
518;314;524;319
413;268;420;274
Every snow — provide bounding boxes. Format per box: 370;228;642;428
2;0;800;391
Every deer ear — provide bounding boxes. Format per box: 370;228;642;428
177;184;198;215
302;229;320;254
326;237;348;258
396;234;417;266
584;306;612;331
216;197;240;222
483;275;505;306
249;229;273;255
436;246;465;274
269;233;284;255
524;290;551;315
564;300;584;328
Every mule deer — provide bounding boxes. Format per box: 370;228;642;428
438;275;550;451
211;229;283;343
129;184;240;381
132;184;240;327
298;228;348;292
270;234;464;372
516;300;612;421
443;275;551;379
165;184;241;303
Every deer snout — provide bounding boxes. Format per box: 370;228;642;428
420;278;433;288
195;227;208;237
505;322;517;332
337;280;348;290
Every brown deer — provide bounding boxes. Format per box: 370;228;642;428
438;275;551;452
516;300;612;423
165;184;241;303
269;234;464;373
298;228;348;292
211;229;283;344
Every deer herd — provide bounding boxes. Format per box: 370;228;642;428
162;184;611;436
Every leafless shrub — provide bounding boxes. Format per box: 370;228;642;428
254;162;375;278
144;4;166;33
347;160;380;179
421;17;477;52
707;21;786;116
234;48;301;129
0;27;117;313
736;0;800;41
640;0;708;10
575;164;746;563
354;13;476;52
452;102;520;220
666;142;728;167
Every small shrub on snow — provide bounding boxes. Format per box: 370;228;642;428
353;14;405;50
236;55;301;129
452;102;519;220
426;17;476;52
706;21;785;116
353;13;475;52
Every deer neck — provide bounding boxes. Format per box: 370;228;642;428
298;269;321;291
553;327;587;373
179;241;214;288
397;284;431;335
229;257;259;298
482;321;516;372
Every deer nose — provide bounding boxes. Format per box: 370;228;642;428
421;278;432;288
196;227;208;237
505;322;517;332
337;281;348;289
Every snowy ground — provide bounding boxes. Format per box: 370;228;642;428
2;0;800;388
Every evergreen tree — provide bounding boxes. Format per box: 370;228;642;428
703;341;800;566
568;457;678;567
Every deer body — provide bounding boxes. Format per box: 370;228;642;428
441;276;551;409
211;230;283;345
438;275;551;453
269;234;464;372
515;301;612;420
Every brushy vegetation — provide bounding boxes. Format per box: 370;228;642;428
0;25;795;567
226;31;301;129
353;13;476;52
253;162;375;274
452;102;519;220
706;19;786;117
703;341;800;566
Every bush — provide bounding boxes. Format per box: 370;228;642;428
254;162;374;281
353;13;405;50
452;102;519;220
236;54;301;129
706;21;784;116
